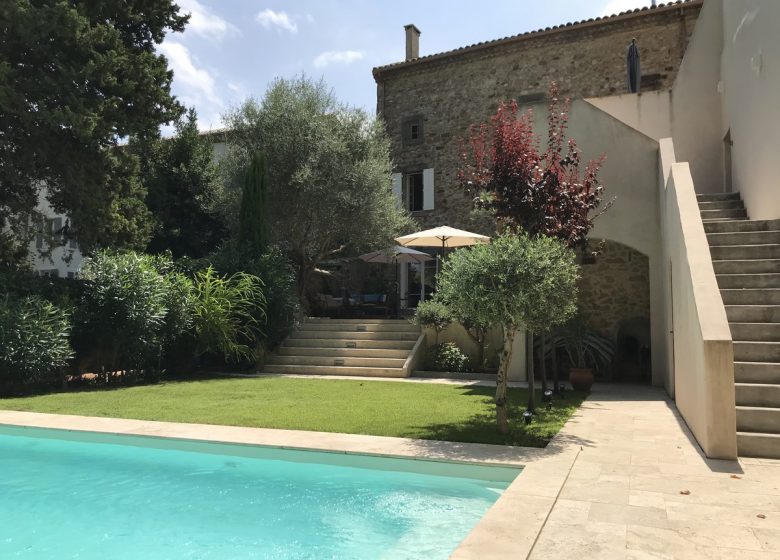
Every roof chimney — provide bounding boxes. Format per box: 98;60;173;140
404;24;420;61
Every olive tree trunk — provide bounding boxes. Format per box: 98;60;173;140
526;329;535;412
496;325;516;434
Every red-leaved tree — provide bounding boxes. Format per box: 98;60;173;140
458;82;611;409
458;82;610;248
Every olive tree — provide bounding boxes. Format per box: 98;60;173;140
218;75;413;300
436;233;578;433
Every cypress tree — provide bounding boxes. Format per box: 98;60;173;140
238;152;268;257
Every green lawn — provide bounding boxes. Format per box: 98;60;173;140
0;377;585;447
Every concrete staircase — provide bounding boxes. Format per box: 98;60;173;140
700;192;780;458
264;318;423;378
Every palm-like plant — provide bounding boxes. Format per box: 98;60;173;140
552;315;615;373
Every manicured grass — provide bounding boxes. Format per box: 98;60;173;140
0;377;586;447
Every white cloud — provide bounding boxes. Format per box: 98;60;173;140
178;0;239;40
158;41;221;107
313;50;365;68
600;0;651;17
256;9;298;33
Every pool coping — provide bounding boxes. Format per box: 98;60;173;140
0;409;582;559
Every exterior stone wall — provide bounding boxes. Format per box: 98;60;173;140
578;240;650;340
374;2;701;231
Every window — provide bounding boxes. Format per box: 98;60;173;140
405;172;424;212
402;116;423;146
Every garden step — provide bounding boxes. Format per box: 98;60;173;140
720;289;780;305
707;231;780;247
283;338;416;350
698;200;745;211
710;244;778;260
737;406;780;433
263;364;407;378
306;318;411;325
729;323;780;341
738;432;780;459
715;260;780;275
268;355;406;368
289;330;420;341
733;342;780;363
700;208;748;220
275;346;411;359
736;383;780;407
735;362;780;384
717;274;780;289
727;306;780;323
696;192;741;202
301;322;419;333
704;219;780;234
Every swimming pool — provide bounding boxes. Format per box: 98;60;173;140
0;425;520;559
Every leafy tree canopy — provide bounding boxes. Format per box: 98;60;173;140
135;108;226;258
218;75;414;297
0;0;189;264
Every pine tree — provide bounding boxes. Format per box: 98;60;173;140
238;153;269;258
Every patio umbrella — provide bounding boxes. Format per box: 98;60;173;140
358;245;434;265
395;225;490;274
627;38;641;93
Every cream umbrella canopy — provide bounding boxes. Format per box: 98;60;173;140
395;225;490;278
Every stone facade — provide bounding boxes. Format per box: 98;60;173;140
373;1;702;231
578;240;650;340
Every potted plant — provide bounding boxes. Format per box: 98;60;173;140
553;316;615;391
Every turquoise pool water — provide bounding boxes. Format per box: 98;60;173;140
0;426;520;559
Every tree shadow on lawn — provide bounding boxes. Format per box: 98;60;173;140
408;385;593;450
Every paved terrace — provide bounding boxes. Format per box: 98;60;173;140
1;382;779;558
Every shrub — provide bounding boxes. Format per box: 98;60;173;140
426;342;471;373
205;241;299;349
191;267;266;364
0;296;73;394
413;300;453;344
75;251;168;378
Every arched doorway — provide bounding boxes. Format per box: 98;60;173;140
578;239;652;383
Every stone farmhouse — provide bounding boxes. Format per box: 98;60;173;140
374;0;780;460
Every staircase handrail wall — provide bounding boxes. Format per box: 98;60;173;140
659;137;737;459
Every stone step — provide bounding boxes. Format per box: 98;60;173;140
289;330;420;341
717;273;780;289
735;362;780;384
301;322;419;333
263;364;407;378
283;338;416;350
276;346;411;359
737;406;780;433
268;355;407;368
736;383;780;407
721;288;780;305
704;219;780;234
710;244;778;260
726;305;780;323
733;341;780;362
729;322;780;341
738;432;780;459
306;318;410;325
696;192;741;202
700;208;748;220
714;260;780;274
707;231;780;247
698;200;746;211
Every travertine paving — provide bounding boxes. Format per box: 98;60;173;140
526;384;780;559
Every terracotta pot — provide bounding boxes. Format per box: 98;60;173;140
569;367;594;392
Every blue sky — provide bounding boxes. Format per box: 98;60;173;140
162;0;651;130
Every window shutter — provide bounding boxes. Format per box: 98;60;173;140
422;168;435;210
391;173;402;207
